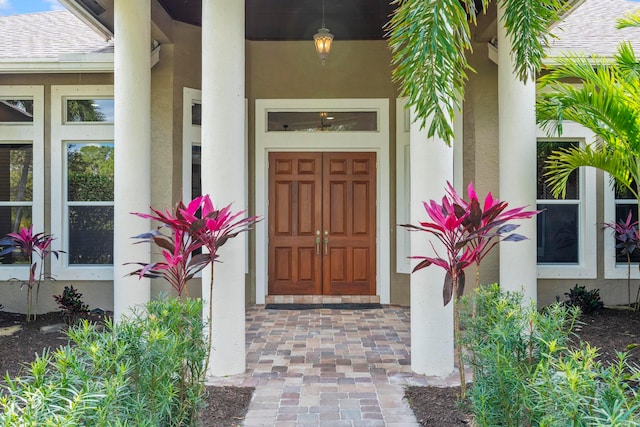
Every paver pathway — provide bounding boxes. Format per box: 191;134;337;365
206;306;464;426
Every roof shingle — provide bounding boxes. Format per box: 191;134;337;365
548;0;640;57
0;10;113;59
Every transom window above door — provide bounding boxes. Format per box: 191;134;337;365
267;111;378;132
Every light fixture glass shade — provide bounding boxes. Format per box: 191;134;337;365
314;27;333;64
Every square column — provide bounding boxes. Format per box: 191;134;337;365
201;0;247;377
497;2;538;303
113;0;151;321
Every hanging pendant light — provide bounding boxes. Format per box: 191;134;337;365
313;0;333;65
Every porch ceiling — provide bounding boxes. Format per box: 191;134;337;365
160;0;396;41
74;0;494;42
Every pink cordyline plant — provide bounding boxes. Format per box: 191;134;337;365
446;182;539;289
128;197;210;297
603;211;640;309
401;181;538;397
0;226;63;322
129;195;260;373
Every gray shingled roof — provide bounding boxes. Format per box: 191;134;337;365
0;10;113;59
547;0;640;57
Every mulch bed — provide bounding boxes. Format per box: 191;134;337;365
405;307;640;426
0;311;253;427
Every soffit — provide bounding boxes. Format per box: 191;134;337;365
76;0;491;41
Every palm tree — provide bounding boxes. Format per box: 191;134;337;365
536;12;640;208
386;0;567;145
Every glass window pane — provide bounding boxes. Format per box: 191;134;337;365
68;206;113;265
537;141;579;200
0;144;32;202
614;180;637;199
0;206;32;265
192;102;201;126
66;99;114;123
192;145;201;198
67;143;114;202
267;111;378;132
0;99;33;122
613;203;640;263
537;203;579;263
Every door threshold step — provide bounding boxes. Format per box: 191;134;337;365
265;295;380;305
265;303;382;310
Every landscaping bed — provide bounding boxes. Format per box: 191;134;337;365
2;306;639;426
0;310;253;427
407;306;640;426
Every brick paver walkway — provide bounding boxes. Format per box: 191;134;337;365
206;306;464;426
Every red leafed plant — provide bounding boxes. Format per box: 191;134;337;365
401;181;538;396
0;226;64;322
128;195;260;373
603;210;640;310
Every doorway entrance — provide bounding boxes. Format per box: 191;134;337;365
268;151;376;295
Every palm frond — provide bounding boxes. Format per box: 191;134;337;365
537;55;640;152
545;144;638;200
387;0;478;145
501;0;567;81
617;10;640;29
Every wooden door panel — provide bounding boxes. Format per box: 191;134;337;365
269;151;376;296
323;152;376;295
269;152;322;295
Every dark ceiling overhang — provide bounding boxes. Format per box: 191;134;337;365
72;0;495;42
157;0;396;41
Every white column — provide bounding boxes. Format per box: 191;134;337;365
410;108;455;376
113;0;151;321
201;0;246;376
498;2;537;303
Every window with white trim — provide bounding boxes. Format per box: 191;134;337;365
51;86;114;281
537;140;580;264
604;177;640;278
536;122;597;279
65;142;114;265
0;86;44;280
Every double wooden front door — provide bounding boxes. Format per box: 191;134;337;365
268;152;376;295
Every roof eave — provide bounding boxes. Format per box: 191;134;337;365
58;0;113;41
0;53;114;74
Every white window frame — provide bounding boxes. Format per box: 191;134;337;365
51;85;114;281
604;175;640;279
536;122;597;279
0;86;44;281
394;98;463;274
182;88;202;202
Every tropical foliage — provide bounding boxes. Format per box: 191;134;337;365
387;0;567;145
464;284;640;427
402;181;537;395
1;297;207;426
537;11;640;206
0;226;63;321
129;195;260;373
604;211;640;309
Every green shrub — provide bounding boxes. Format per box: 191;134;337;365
463;284;640;427
53;285;90;325
0;296;207;426
562;284;604;315
527;346;640;426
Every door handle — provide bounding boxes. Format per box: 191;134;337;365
315;230;321;255
323;230;329;255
